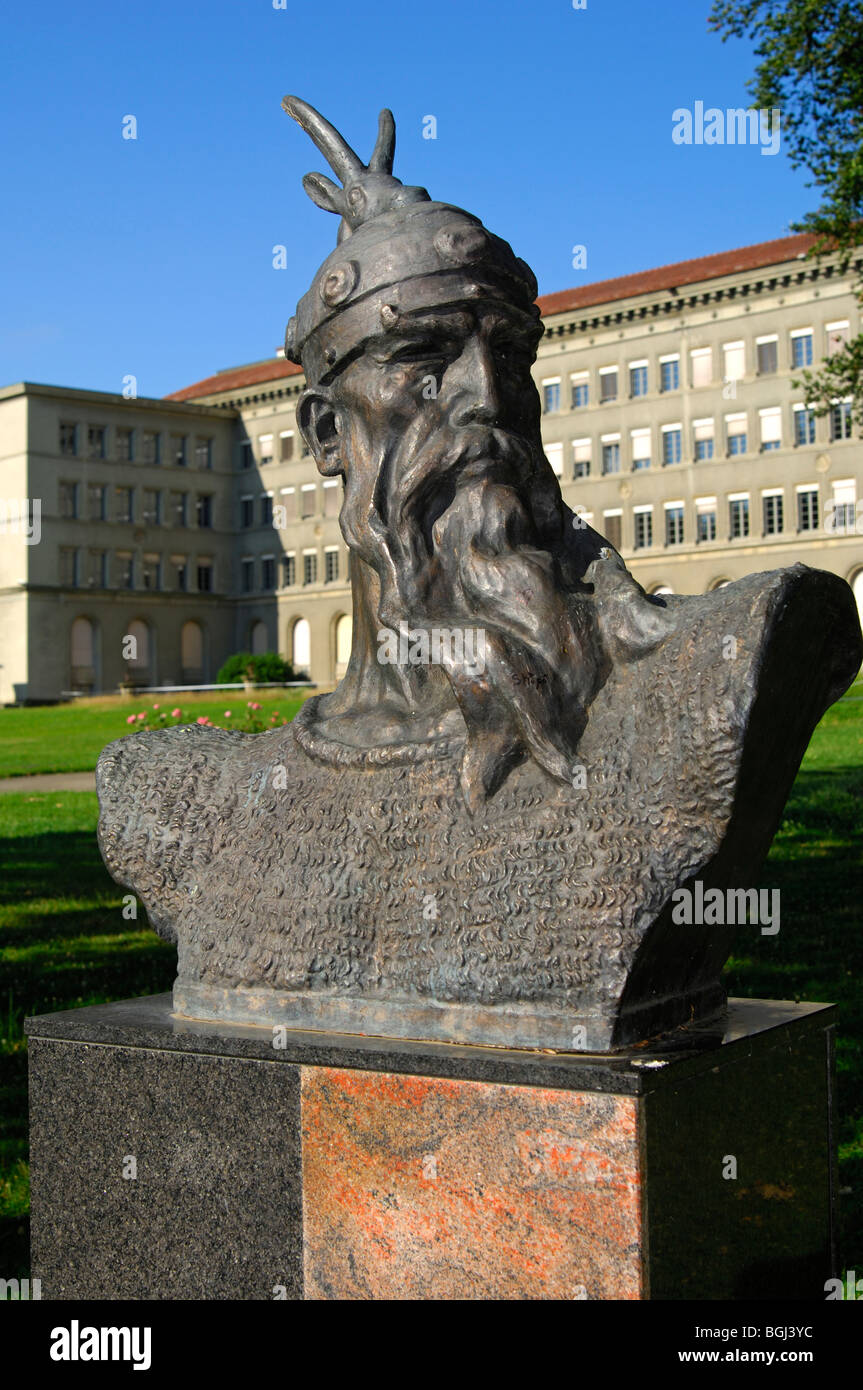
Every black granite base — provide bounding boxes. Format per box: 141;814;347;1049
26;995;837;1300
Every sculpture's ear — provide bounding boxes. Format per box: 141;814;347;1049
297;387;344;477
302;172;345;216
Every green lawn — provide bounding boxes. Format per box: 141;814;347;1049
0;686;861;1287
0;690;313;778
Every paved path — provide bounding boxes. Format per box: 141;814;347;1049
0;771;96;795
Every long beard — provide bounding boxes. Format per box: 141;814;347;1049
340;420;610;809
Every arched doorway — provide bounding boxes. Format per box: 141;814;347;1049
850;569;863;633
649;585;674;596
181;621;204;683
125;619;152;685
70;617;98;692
708;578;732;592
292;618;310;676
251;620;268;655
334;613;352;680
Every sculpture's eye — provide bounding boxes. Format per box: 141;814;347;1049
386;340;449;366
492;336;530;368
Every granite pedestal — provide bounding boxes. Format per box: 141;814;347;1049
26;995;837;1300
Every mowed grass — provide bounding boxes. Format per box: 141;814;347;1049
0;682;861;1284
0;689;314;779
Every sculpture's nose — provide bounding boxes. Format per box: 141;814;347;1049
447;335;501;427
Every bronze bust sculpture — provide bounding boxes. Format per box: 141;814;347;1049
96;98;862;1051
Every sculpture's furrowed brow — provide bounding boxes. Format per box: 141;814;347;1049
479;303;542;344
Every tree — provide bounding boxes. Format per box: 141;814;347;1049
709;0;863;428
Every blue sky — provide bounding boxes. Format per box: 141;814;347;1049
0;0;815;398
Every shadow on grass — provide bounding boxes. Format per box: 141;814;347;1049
725;767;863;1272
0;823;177;1267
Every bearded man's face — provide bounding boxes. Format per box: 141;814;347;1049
299;297;609;805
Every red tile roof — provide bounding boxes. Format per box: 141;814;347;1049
165;356;303;402
165;233;819;401
536;232;817;317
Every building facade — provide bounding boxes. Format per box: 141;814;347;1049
2;232;861;702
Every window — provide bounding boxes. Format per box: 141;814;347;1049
797;487;819;532
282;553;296;587
629;362;648;397
323;480;340;516
259;434;274;465
690;348;712;388
59;422;77;456
241;495;254;528
659;355;680;393
196;494;213;528
116;427;134;461
261;555;276;590
729;496;750;539
117;551;134;589
86;550;107;588
722;341;745;383
603;511;622;550
631;428;651;471
195;437;212;470
59;548;79;587
601;436;620;475
59;481;79;519
756;336;778;375
241;558;255;593
279;430;294;461
87;425;106;460
696;498;717;543
661;425;682;466
793;405;816;446
759;407;782;452
260;494;274;526
303;551;317;585
115;486;134;523
325;548;339;583
142;553;161;590
828;480;856;533
694;419;714;461
826;320;850;355
633;507;653;550
572;439;591;479
197;558;213;592
762;491;784;535
664;503;684;546
726;414;747;455
544;442;563;477
571;372;589;408
280;487;296;520
599;367;618;402
790;329;813;368
240;441;253;470
170;433;187;467
170;491;188;527
140;431;160;465
301;484;316;519
171;556;188;591
542;379;561;413
142;488;161;525
831;400;853;440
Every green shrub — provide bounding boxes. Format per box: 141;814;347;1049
215;651;302;685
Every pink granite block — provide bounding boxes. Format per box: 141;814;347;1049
301;1066;642;1299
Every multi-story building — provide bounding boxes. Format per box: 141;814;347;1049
1;232;861;701
0;384;236;701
